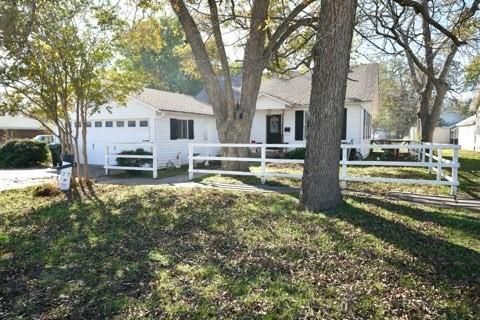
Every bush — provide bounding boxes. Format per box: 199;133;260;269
116;148;153;174
48;144;62;166
0;139;51;168
287;148;305;159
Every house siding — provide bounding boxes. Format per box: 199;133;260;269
458;125;476;151
154;112;219;167
79;98;219;166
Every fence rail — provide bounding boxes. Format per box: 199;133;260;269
104;142;157;178
188;142;460;195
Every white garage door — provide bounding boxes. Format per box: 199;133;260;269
82;119;150;165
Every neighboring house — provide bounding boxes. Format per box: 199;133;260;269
409;112;466;144
79;88;219;167
451;115;477;151
196;63;379;157
0;115;45;143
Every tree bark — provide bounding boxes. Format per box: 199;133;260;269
301;0;358;211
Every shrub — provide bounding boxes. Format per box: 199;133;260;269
116;148;153;174
0;139;51;168
48;144;62;166
287;148;305;159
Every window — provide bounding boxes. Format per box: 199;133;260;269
128;120;136;127
86;121;91;127
116;121;124;127
95;121;102;128
170;118;194;140
105;121;113;128
140;120;148;127
363;110;371;140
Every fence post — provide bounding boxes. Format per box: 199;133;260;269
428;145;433;174
451;147;459;196
105;145;109;175
340;146;347;189
260;145;266;184
421;143;425;163
436;148;443;181
152;144;158;179
188;144;194;180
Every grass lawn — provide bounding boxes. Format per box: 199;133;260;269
108;165;188;179
197;150;480;198
1;184;479;319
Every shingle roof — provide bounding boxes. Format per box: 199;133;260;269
195;64;380;112
135;88;213;115
454;115;476;127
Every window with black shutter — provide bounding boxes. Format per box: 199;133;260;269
170;118;194;140
342;108;347;140
170;118;177;140
188;120;194;140
295;110;304;140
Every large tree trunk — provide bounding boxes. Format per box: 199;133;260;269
417;81;448;142
301;0;358;211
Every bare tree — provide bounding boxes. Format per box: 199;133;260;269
301;0;358;211
357;0;480;141
169;0;318;169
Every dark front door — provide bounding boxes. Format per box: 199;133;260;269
266;115;282;144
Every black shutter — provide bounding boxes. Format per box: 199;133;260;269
188;120;194;140
295;110;304;140
342;108;347;140
170;118;177;140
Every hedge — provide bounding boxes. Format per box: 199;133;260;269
116;148;153;174
0;139;51;168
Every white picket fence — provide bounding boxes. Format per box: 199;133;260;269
104;142;158;178
188;142;460;195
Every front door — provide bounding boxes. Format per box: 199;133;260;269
266;115;282;144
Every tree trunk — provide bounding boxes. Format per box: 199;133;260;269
81;112;89;180
301;0;358;211
417;80;448;142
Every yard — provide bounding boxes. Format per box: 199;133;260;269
1;156;479;319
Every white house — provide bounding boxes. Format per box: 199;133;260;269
79;88;219;167
451;115;477;151
197;63;379;157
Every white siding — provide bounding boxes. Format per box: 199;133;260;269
154;112;219;167
432;127;451;144
250;110;268;143
79;100;155;165
458;125;476;151
256;95;287;110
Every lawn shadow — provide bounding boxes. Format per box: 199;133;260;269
325;196;480;295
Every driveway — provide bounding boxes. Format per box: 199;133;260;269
0;168;57;191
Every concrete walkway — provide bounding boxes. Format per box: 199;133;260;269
0;168;57;191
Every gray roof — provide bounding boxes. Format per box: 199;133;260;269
454;115;476;127
135;88;213;115
195;64;380;111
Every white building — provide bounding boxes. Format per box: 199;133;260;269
82;64;379;168
197;64;379;157
451;115;477;151
80;88;219;167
